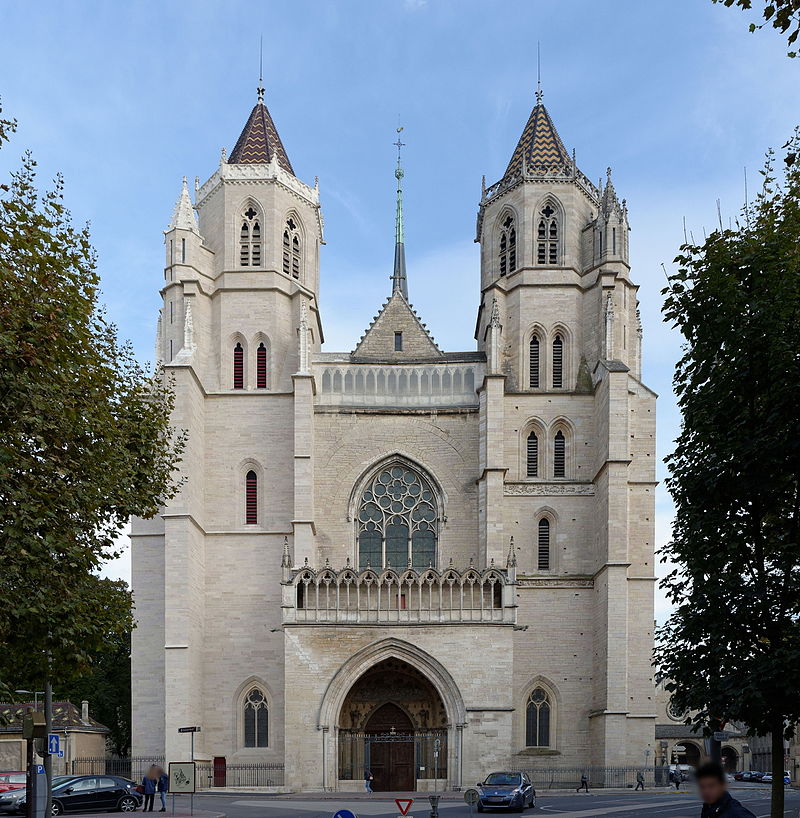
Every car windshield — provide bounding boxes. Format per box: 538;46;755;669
485;773;521;786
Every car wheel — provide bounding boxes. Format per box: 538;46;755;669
530;795;536;810
118;797;138;813
51;802;63;816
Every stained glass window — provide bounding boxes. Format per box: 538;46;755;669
243;688;268;748
525;687;551;747
357;465;438;569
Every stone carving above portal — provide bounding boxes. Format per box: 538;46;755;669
504;482;595;496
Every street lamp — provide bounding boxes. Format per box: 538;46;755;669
15;690;44;711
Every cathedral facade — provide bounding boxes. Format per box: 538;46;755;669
130;85;657;791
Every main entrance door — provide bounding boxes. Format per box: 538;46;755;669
365;704;414;792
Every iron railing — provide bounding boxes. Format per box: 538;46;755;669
71;757;166;783
196;762;285;788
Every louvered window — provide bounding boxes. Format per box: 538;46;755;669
552;334;563;388
283;218;302;279
233;342;244;389
537;518;550;570
283;231;291;275
553;431;566;478
537;204;559;265
245;470;258;524
529;336;540;388
239;205;261;267
256;342;268;389
526;433;538;477
499;215;515;276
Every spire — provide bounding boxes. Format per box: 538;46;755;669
228;81;294;174
391;127;408;298
169;177;199;233
503;95;570;182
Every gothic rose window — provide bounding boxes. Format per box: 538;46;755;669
357;465;438;569
243;687;269;747
525;687;551;747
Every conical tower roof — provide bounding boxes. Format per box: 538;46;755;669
503;100;570;180
228;94;294;174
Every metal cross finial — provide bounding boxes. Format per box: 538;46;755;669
536;41;543;104
257;35;265;103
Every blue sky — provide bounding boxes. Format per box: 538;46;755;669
1;0;798;619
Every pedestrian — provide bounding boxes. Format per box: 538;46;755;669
141;766;158;812
635;770;645;791
157;767;169;812
364;769;373;794
697;761;756;817
577;772;589;793
671;768;681;790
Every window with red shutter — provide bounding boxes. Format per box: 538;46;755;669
245;470;258;524
256;343;267;389
233;342;244;389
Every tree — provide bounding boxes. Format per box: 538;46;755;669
0;103;184;696
656;130;800;818
713;0;800;56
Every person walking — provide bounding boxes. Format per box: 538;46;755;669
697;761;756;817
635;770;645;791
577;772;589;793
141;766;158;812
364;769;374;794
157;767;169;812
671;768;681;790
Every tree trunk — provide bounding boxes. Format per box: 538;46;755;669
771;715;785;818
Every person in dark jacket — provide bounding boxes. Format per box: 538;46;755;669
635;770;645;791
697;761;756;818
156;767;169;812
141;766;158;812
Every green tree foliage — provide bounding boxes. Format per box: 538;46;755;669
0;103;184;694
656;131;800;818
713;0;800;56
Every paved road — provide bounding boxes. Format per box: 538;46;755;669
187;787;800;818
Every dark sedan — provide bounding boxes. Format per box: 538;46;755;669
477;771;536;812
19;776;141;815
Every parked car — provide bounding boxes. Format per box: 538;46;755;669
0;777;75;814
18;776;141;815
0;776;26;795
476;771;536;812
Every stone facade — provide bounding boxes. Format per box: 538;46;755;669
131;88;657;791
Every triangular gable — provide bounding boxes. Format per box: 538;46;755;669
352;291;443;361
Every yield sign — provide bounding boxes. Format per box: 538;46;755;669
395;799;414;816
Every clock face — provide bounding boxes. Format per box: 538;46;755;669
668;698;688;722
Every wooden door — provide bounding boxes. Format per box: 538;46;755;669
365;703;415;792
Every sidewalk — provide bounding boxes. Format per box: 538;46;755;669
72;811;224;818
196;787;680;799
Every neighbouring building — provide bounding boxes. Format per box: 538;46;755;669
131;80;658;791
0;701;108;774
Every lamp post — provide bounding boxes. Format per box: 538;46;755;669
15;690;44;711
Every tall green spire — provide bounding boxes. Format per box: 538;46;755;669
391;127;408;298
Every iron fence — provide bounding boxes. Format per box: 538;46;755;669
71;757;166;783
196;763;285;788
505;765;672;790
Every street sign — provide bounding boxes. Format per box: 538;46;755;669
395;798;413;816
177;726;201;733
713;731;732;742
47;734;60;756
673;745;686;752
464;789;480;806
169;762;196;794
333;811;358;818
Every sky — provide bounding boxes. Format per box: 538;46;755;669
1;0;798;622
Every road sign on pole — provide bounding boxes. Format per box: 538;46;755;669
47;735;60;756
395;798;414;816
333;811;358;818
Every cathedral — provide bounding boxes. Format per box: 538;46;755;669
130;81;657;792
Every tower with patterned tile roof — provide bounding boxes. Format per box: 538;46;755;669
475;89;656;766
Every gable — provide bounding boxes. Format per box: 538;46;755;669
352;292;443;361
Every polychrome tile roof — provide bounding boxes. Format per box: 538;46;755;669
228;102;294;174
504;103;570;180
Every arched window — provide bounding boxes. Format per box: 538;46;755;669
526;433;538;478
529;336;540;388
537;518;550;570
256;343;268;389
245;470;258;524
243;687;268;748
498;214;516;276
282;217;302;279
525;687;551;747
553;430;566;478
233;342;244;389
239;204;261;267
537;203;559;265
356;464;438;569
552;334;563;388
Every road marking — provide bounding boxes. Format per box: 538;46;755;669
515;801;693;818
230;800;460;815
